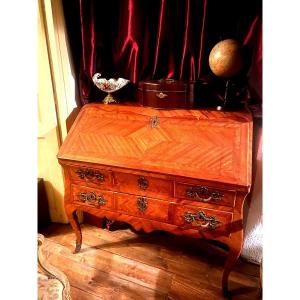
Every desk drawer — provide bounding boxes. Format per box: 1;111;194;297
68;166;113;189
71;185;114;209
173;204;232;236
115;193;169;222
175;182;236;207
114;172;173;200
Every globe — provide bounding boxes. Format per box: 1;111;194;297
209;39;243;78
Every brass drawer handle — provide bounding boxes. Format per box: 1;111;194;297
156;92;168;99
137;196;148;213
184;211;220;230
138;176;149;190
79;192;107;206
186;186;223;202
75;169;105;181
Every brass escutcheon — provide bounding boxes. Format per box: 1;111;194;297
150;116;159;128
138;176;149;190
137;196;148;213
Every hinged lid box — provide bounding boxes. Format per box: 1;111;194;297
138;79;197;109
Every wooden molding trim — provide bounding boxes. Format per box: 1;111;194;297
41;0;78;143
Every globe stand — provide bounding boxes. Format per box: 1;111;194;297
216;79;246;111
216;80;231;111
223;80;230;107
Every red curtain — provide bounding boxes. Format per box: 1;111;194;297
63;0;262;104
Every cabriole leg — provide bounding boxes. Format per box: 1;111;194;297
222;241;243;296
66;207;82;254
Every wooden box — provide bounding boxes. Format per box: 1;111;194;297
138;79;197;109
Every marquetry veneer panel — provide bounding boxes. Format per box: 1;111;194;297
58;104;252;187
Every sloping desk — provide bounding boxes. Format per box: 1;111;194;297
57;103;252;295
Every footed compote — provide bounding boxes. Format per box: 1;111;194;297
92;73;130;104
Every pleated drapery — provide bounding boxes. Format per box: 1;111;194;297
62;0;262;104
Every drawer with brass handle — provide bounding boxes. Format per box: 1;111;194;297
68;166;113;189
175;182;236;207
173;204;233;236
114;172;173;200
71;185;114;209
115;193;169;222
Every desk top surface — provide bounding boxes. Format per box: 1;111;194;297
58;104;253;189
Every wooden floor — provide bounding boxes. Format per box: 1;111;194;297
40;223;261;300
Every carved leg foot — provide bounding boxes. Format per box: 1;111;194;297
66;208;82;254
74;241;81;254
222;244;242;296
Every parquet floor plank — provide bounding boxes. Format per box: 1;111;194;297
43;238;173;294
167;276;223;300
70;287;105;300
43;242;166;299
44;224;182;271
40;223;261;300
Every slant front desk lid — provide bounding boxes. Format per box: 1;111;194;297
58;104;252;189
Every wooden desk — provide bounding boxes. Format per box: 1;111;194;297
57;103;252;295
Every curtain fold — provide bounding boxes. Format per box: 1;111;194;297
63;0;262;104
